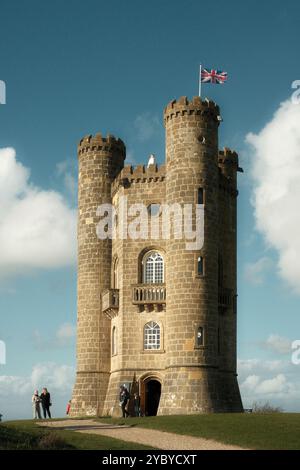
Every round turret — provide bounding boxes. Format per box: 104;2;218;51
71;132;125;417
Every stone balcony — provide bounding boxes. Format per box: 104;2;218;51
218;287;233;311
102;288;119;319
132;283;166;312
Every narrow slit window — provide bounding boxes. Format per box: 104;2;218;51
197;256;204;276
112;326;117;356
196;327;204;347
198;188;204;205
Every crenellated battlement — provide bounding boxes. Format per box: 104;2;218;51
164;96;220;124
218;147;243;173
218;147;238;162
112;163;166;194
78;133;126;158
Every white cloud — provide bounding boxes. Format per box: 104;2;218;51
0;148;77;277
238;358;285;373
240;373;294;396
0;362;75;420
264;334;292;355
0;362;75;397
238;356;300;411
246;99;300;293
134;112;161;142
56;323;76;342
240;374;260;392
244;256;274;285
33;322;76;350
56;159;77;198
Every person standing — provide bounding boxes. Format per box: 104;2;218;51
66;400;71;415
40;387;52;419
32;390;42;419
119;385;129;418
134;393;141;417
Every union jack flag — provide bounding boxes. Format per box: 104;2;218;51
200;67;228;84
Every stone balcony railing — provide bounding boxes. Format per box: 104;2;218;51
102;288;119;319
132;283;166;311
218;287;233;311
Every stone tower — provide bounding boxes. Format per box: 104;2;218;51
159;97;241;413
71;97;243;417
71;134;125;416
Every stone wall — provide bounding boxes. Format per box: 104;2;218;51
71;98;243;417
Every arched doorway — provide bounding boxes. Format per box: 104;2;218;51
141;378;161;416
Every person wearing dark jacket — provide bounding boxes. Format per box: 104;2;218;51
40;387;52;419
119;385;130;418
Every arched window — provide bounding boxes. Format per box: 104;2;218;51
113;258;119;289
143;252;164;284
196;326;204;347
112;326;117;356
144;321;161;350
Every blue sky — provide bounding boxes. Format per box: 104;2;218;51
1;0;300;420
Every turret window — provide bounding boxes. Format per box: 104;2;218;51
197;256;204;276
198;188;204;205
112;326;117;356
143;252;164;284
196;326;204;347
113;258;119;289
144;321;161;350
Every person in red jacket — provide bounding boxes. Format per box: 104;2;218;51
66;400;71;415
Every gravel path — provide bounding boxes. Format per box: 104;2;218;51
37;419;245;450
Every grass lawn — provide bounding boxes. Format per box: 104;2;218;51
0;420;154;450
98;413;300;450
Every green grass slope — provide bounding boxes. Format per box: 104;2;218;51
0;420;153;450
98;413;300;450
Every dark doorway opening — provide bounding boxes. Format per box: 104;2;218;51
145;379;161;416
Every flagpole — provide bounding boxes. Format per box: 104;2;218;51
199;64;202;97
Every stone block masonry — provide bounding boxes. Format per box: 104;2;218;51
70;97;243;417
